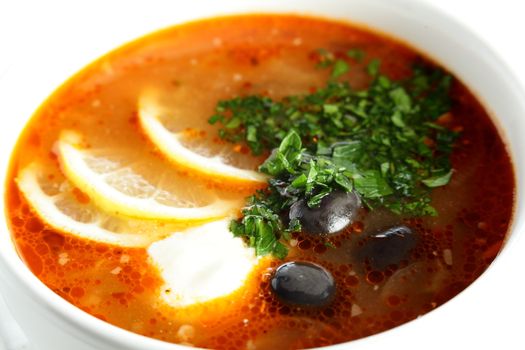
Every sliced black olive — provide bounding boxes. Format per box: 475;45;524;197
270;262;336;307
356;225;417;270
288;190;361;235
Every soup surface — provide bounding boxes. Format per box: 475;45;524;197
5;15;515;349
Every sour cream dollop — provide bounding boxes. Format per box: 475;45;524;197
147;219;259;307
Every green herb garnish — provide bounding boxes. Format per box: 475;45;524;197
331;60;350;79
346;48;365;62
208;52;458;258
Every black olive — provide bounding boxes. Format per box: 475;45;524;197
288;190;361;235
356;225;417;270
270;262;336;307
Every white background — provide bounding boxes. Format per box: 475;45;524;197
0;0;524;349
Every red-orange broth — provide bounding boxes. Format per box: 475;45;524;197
5;15;515;349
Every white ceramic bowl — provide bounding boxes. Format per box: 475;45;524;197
1;1;524;349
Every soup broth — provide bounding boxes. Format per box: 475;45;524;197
5;15;515;349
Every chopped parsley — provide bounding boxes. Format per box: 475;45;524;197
209;51;458;258
331;60;350;79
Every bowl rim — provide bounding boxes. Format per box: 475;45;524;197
0;0;524;349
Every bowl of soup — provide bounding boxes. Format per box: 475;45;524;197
0;0;524;349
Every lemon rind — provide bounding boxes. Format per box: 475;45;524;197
138;97;268;184
17;164;153;247
55;132;241;222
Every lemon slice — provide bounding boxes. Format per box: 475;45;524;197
54;131;242;222
137;92;268;186
16;163;179;247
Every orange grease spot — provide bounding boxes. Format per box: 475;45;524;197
19;244;43;276
72;187;90;204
